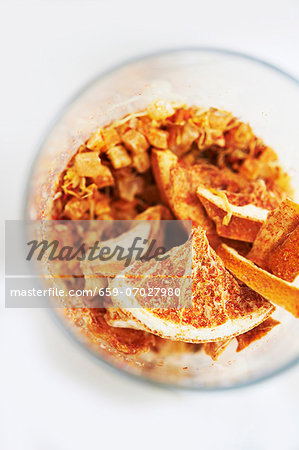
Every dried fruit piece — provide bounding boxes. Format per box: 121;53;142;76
168;165;214;233
107;145;132;169
151;149;178;206
239;147;293;197
145;128;169;149
64;197;90;219
62;168;81;192
122;129;149;154
86;127;105;151
94;194;111;217
74;153;114;187
216;243;299;317
105;308;145;330
116;174;144;202
225;122;255;150
132;152;151;173
239;147;277;180
248;198;299;278
81;218;166;279
192;108;234;151
203;339;232;361
65;308;155;355
87;126;121;152
197;185;268;242
236;317;280;352
110;228;274;343
92;165;114;188
205;108;234;130
169;121;200;155
267;226;299;282
147;100;175;121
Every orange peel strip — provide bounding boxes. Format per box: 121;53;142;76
267;225;299;282
197;186;268;242
203;339;232;361
236;317;280;352
151;149;178;206
248;198;299;268
216;243;299;317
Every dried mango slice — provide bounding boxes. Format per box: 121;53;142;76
197;186;268;242
248;198;299;279
216;243;299;317
110;228;274;343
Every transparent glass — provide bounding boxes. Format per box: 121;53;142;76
25;49;299;389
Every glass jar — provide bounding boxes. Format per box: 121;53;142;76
25;49;299;389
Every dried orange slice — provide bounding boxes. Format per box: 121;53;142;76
105;309;202;354
216;243;299;317
197;185;268;242
110;228;274;343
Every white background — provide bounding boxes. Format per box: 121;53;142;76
1;1;299;449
